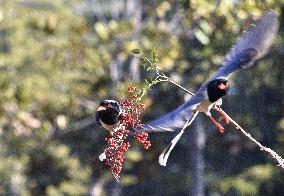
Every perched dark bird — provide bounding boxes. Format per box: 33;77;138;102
139;10;278;166
96;100;121;131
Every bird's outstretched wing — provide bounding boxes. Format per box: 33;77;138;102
142;10;278;133
212;10;278;79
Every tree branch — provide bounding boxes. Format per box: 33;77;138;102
217;108;284;169
157;73;194;96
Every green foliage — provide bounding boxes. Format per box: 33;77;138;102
219;164;274;195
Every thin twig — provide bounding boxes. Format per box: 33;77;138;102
158;75;194;96
146;59;195;96
217;108;284;169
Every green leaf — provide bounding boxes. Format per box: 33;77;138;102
146;66;154;71
194;29;209;45
139;57;146;65
152;45;159;63
145;78;150;85
131;48;141;54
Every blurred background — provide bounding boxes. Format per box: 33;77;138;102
0;0;284;195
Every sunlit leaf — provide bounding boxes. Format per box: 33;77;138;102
131;48;141;54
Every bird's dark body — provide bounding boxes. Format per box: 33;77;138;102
96;100;120;126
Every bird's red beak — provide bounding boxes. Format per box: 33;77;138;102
218;83;227;90
97;106;107;111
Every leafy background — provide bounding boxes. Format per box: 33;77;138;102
0;0;284;195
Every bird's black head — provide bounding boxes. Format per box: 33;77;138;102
96;100;120;126
207;78;229;103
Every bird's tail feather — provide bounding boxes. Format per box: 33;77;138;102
159;130;185;166
159;111;199;166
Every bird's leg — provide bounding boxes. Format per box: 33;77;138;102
214;105;230;124
207;114;224;133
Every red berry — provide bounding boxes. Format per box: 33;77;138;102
128;86;136;93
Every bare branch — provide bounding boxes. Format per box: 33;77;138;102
157;73;194;96
217;108;284;170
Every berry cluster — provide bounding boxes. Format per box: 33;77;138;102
104;129;130;180
103;86;151;181
134;132;151;149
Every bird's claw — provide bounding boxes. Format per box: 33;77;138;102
218;116;230;125
208;115;225;134
216;124;225;134
215;108;230;124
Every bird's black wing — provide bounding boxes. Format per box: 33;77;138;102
142;10;278;133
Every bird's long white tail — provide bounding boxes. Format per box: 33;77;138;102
159;111;199;166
